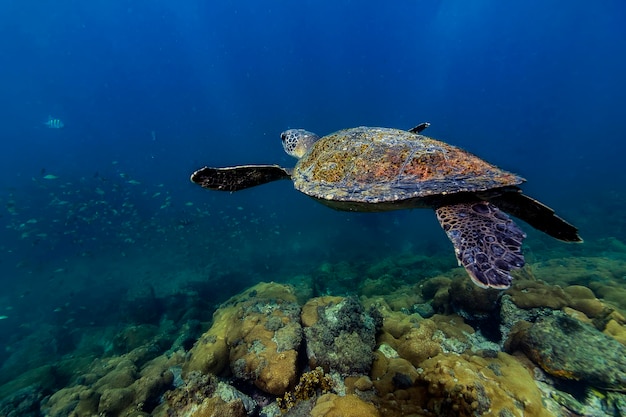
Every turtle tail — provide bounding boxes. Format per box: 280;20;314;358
489;191;582;243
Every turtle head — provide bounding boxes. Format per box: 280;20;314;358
281;129;320;159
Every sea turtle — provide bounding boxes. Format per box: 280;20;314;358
190;123;581;289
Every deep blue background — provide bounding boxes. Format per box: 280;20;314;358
2;1;624;184
0;0;625;341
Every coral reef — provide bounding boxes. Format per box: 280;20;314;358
418;352;553;417
310;393;380;417
530;256;626;288
7;250;626;417
505;279;571;310
154;371;257;417
302;296;381;375
277;366;333;412
0;384;43;417
184;282;303;396
605;318;626;345
513;312;626;390
41;347;182;416
448;276;500;320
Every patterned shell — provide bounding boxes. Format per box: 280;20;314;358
292;127;524;203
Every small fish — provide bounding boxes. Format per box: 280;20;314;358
44;116;64;129
0;315;8;320
43;174;59;180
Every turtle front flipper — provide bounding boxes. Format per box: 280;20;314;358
436;201;526;289
191;165;292;191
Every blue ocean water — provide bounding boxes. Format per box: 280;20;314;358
0;0;625;411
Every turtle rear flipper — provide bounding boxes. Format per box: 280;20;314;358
489;191;582;242
408;122;430;134
191;165;292;191
436;201;526;289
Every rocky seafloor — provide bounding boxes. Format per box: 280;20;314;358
2;249;626;417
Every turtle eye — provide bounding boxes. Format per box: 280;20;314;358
280;133;286;142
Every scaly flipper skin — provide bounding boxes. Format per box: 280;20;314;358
436;201;526;289
488;191;582;242
190;165;291;191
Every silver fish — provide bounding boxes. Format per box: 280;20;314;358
44;117;64;129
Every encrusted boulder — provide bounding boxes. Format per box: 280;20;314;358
516;312;626;390
156;371;256;417
184;282;303;396
302;296;381;376
41;349;180;417
418;352;552;417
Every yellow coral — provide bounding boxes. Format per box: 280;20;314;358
277;367;333;412
301;296;344;327
604;319;626;346
184;282;302;395
419;352;553;417
311;393;380;417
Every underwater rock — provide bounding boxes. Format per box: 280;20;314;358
41;345;181;416
591;282;626;312
562;285;624;330
168;319;202;354
112;324;160;354
359;274;400;298
605;319;626;345
377;312;433;367
418;352;552;417
0;384;44;417
370;350;421;399
448;276;500;320
302;296;380;376
312;261;363;295
505;279;571;310
411;302;434;318
531;256;626;288
98;387;135;415
184;282;302;396
365;253;451;286
0;361;76;411
419;275;453;313
499;294;553;346
277;366;333;412
156;371;253;417
381;313;478;369
43;385;90;417
213;381;259;416
382;286;426;312
543;385;626;417
310;393;380;417
517;312;626;390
